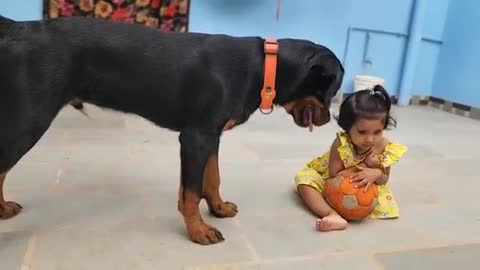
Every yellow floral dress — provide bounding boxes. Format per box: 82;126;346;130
294;132;407;219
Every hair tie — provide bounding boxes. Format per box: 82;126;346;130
369;89;386;100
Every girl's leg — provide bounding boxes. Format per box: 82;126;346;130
297;184;347;231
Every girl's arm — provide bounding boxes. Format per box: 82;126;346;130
328;137;346;177
375;166;390;185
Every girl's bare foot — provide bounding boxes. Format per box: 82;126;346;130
315;214;348;231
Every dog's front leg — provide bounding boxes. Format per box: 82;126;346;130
178;128;224;245
202;151;238;218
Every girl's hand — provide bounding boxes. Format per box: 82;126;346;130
348;165;383;192
364;152;380;168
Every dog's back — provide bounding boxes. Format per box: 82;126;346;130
1;15;263;120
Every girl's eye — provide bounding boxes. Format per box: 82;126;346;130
374;130;382;135
358;130;366;135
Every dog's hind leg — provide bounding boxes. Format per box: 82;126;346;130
0;105;61;220
202;152;238;218
178;128;225;245
0;171;22;219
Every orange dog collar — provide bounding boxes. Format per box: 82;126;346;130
260;38;278;114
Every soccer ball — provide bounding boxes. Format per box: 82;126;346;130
323;173;378;221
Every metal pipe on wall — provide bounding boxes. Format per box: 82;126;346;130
398;0;427;106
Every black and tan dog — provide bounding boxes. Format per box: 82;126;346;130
0;15;344;245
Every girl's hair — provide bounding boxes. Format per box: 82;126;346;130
336;84;396;131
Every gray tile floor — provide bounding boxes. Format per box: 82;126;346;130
1;104;479;269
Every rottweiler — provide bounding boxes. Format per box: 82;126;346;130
0;15;344;245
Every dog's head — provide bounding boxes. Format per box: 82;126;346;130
276;40;344;131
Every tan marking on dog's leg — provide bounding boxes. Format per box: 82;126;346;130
222;119;237;131
177;183;184;213
0;171;23;219
202;153;238;218
0;172;6;202
178;161;224;245
181;190;224;245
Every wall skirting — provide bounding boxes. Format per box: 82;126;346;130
335;93;479;121
410;95;480;120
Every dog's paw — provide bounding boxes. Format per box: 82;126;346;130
209;201;238;218
0;201;23;219
188;222;224;245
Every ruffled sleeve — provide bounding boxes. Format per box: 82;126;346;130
380;142;408;168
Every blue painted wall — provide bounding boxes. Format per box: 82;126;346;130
192;0;450;98
0;0;42;20
189;0;353;59
432;0;480;107
413;0;450;96
343;0;450;97
342;0;413;96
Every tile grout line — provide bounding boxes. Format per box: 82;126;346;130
54;168;64;188
232;218;262;263
52;130;71;189
20;231;40;270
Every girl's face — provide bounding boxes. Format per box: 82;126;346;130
348;115;385;152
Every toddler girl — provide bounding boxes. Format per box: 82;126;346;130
294;85;407;231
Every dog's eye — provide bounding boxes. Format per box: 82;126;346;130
314;94;325;104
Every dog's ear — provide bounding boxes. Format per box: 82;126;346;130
300;63;337;106
276;41;343;106
304;55;344;107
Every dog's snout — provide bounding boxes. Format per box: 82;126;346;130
315;106;331;126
